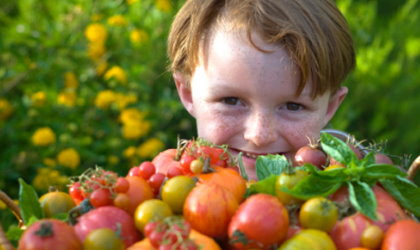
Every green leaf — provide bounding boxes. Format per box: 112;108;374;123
247;175;278;196
320;132;358;166
256;154;290;181
306;164;347;182
237;153;249;181
380;177;420;217
363;164;407;179
348;181;377;220
281;174;342;199
359;151;376;167
6;225;24;241
18;178;44;224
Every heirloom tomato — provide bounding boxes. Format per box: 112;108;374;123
228;194;289;249
183;183;238;239
294;145;327;168
39;191;75;218
152;148;181;175
275;169;308;205
161;175;196;214
125;175;154;214
134;199;173;233
18;219;82;250
299;197;338;232
83;228;125;250
74;206;140;247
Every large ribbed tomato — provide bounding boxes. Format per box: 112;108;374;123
183;183;238;239
152;148;181;175
279;229;336;250
18;219;82;250
198;166;247;202
228;194;289;249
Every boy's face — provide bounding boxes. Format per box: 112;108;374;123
174;29;347;180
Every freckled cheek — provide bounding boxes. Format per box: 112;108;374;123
284;121;323;150
196;114;239;145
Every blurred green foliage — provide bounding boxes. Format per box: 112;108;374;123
0;0;419;207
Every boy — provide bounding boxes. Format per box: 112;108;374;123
167;0;355;180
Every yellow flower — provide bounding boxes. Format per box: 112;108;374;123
115;93;137;109
130;29;149;44
107;155;119;165
57;148;80;169
64;72;79;89
88;42;106;61
32;127;56;146
123;146;137;158
96;61;108;76
85;23;108;43
119;108;145;125
137;138;165;158
107;15;128;27
30;91;47;107
104;66;127;84
95;90;116;109
127;0;139;5
155;0;172;12
43;158;57;167
32;168;69;191
122;120;151;139
0;98;13;120
57;90;77;107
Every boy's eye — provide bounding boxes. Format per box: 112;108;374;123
222;97;240;105
286;102;303;111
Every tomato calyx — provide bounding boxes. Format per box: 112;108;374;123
229;229;270;249
68;199;94;225
34;221;55;237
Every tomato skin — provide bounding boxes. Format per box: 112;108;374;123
161;175;196;214
83;228;125;250
39;191;76;218
18;219;82;250
228;194;289;249
152;148;181;175
279;229;336;250
329;213;372;250
294;145;327;168
69;182;84;205
381;219;420;250
134;199;173;233
184;183;238;239
74;206;140;247
125;175;154;215
275;170;308;205
89;188;113;207
299;197;338;232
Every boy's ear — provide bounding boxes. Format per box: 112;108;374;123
173;72;195;117
324;86;348;126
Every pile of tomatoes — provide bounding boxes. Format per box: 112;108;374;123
15;138;420;250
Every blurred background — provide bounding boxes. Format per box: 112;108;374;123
0;0;419;201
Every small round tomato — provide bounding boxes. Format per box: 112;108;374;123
113;193;130;211
279;229;336;250
360;224;383;249
39;191;76;218
180;154;196;173
138;161;156;180
294;145;327;168
299;197;338;232
190;159;204;174
83;228;124;250
148;173;166;195
18;219;82;250
69;182;84;205
275;169;308;205
114;177;129;193
125;176;154;214
89;188;113;208
161;176;196;214
134;199;173;233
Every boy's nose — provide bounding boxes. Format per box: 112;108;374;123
243;112;277;147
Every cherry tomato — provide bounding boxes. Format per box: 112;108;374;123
69;182;84;205
180;154;196;173
279;229;336;250
190;159;204;174
294;145;327;168
127;166;141;177
299;197;338;232
360;224;383;249
138;161;156;180
89;188;113;208
148;173;166;195
113;193;130;211
114;177;129;193
161;176;196;214
83;228;124;250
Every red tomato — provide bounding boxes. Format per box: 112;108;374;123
74;206;140;247
381;219;420;250
228;194;289;249
183;183;238;239
330;213;372;250
89;188;113;207
152;148;181;175
138;161;156;180
69;182;84;205
18;219;82;250
114;177;129;193
294;145;327;168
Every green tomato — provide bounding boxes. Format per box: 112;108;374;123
161;175;196;214
275;170;308;205
83;228;124;250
